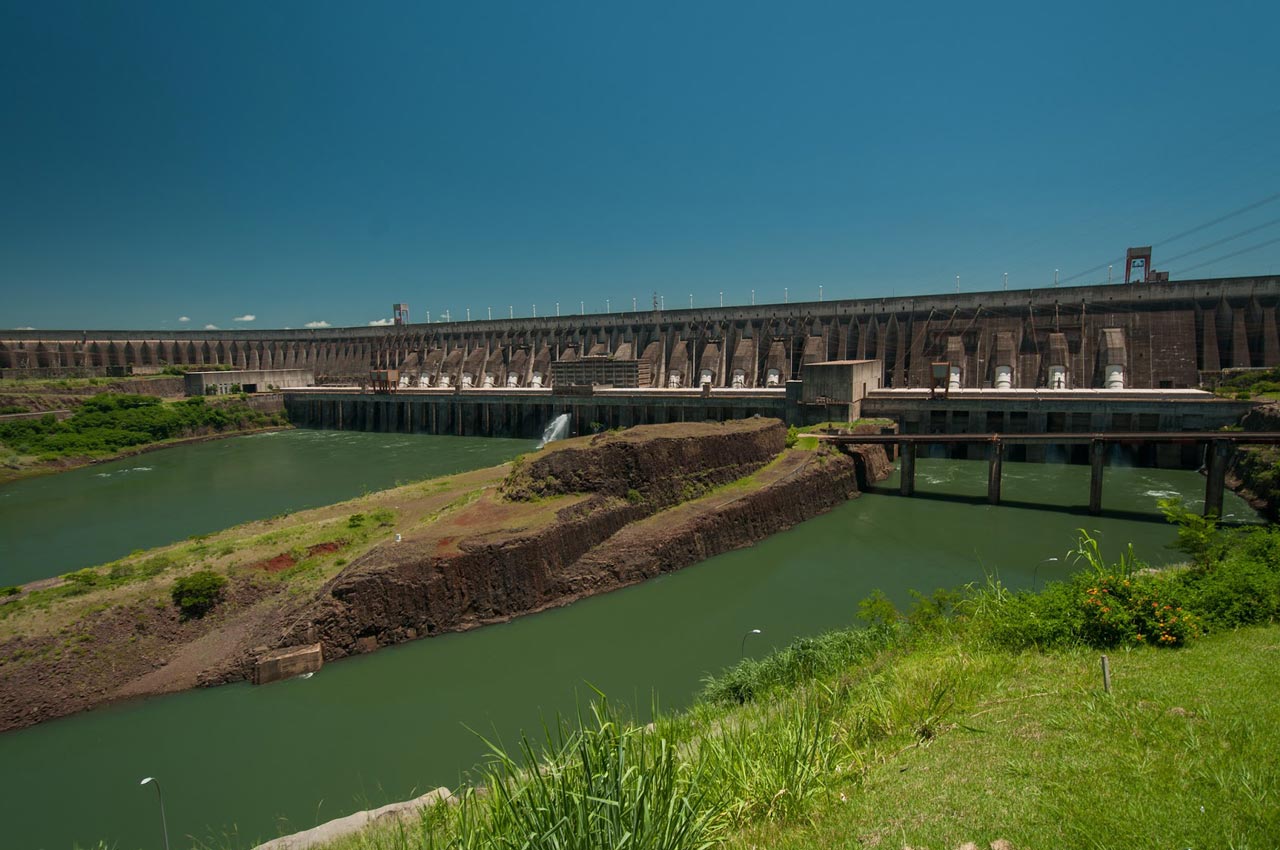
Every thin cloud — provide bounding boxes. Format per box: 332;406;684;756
13;326;35;330
304;320;331;328
368;317;395;326
233;314;256;322
204;323;219;330
178;316;190;323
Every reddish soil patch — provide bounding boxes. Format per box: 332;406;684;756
254;553;297;573
250;540;347;573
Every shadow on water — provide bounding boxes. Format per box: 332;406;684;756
861;487;1174;525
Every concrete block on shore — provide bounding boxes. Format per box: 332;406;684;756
252;787;453;850
252;643;323;685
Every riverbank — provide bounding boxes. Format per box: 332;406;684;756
0;423;294;485
0;419;889;733
276;519;1280;850
0;392;288;484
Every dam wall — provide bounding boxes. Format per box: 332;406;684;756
282;387;801;439
5;276;1280;389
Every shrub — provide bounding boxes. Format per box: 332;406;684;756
347;513;367;528
170;570;228;619
369;508;396;526
784;425;799;448
1;585;20;597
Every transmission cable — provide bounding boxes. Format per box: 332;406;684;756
1159;215;1280;266
1170;233;1280;277
1059;190;1280;284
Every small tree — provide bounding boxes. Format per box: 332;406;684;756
171;570;227;619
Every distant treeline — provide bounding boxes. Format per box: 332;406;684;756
0;393;285;459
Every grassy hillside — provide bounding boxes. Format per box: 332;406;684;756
304;515;1280;850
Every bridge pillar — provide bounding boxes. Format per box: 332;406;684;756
1089;439;1106;514
987;439;1003;505
1204;439;1230;518
900;442;916;497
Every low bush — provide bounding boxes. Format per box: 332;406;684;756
170;570;227;619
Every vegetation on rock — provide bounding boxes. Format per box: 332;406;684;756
170;570;228;619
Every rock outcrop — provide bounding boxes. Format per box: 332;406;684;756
280;420;889;662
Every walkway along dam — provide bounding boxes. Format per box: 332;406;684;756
5;276;1280;390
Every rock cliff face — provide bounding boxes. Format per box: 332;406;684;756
281;421;889;662
502;418;785;505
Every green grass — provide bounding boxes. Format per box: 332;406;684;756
282;520;1280;850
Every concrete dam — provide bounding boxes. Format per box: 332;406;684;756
5;276;1280;391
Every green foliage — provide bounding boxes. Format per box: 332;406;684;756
857;589;901;626
1158;496;1223;561
784;425;799;448
701;625;897;706
347;512;367;528
0;404;28;415
0;392;280;460
369;508;396;527
626;487;643;504
170;570;228;619
1;585;20;597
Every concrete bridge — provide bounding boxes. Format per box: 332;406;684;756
4;275;1280;390
819;431;1280;517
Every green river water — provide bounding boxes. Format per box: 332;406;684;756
0;434;1258;849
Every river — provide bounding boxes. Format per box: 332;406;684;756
0;436;1258;850
0;430;536;587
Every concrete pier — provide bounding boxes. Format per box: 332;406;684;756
987;440;1004;505
900;443;916;497
1205;439;1231;518
1090;439;1107;515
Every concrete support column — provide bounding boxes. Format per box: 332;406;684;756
1089;439;1106;514
900;442;917;497
987;439;1003;505
1204;439;1230;518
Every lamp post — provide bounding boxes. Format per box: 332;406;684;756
740;628;762;658
139;777;170;850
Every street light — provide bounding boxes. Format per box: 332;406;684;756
139;777;170;850
740;628;762;657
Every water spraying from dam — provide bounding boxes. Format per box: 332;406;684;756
538;413;571;448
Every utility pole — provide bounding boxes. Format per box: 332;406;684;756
633;296;637;311
689;293;693;308
580;300;584;314
532;304;536;318
719;290;723;307
556;302;560;317
1003;272;1008;291
466;307;471;321
1054;268;1059;287
955;275;960;293
819;284;823;302
784;286;788;304
1108;264;1113;284
426;310;431;323
751;289;755;305
606;298;610;312
509;305;513;318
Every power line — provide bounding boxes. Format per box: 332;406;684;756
1159;215;1280;267
1059;190;1280;284
1153;190;1280;249
1170;233;1280;277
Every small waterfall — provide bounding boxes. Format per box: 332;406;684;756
538;413;571;448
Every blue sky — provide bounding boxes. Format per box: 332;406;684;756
2;1;1278;330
